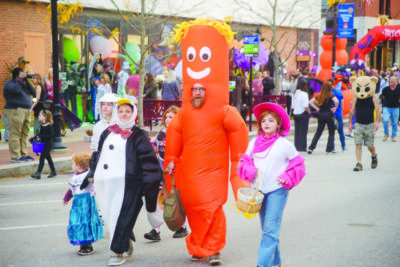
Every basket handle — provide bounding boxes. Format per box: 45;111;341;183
250;171;261;201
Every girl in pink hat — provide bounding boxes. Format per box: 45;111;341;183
238;103;306;267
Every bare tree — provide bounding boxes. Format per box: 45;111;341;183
234;0;320;94
107;0;203;127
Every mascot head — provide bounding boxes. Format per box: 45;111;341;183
174;18;233;108
349;76;378;99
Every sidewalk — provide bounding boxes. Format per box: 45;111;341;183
0;117;346;178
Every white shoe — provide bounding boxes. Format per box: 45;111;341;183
126;240;134;256
108;254;126;266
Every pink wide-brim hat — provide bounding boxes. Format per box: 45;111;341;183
253;102;291;137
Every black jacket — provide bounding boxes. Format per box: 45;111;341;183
86;125;162;254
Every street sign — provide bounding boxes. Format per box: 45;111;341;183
243;35;259;57
337;3;354;38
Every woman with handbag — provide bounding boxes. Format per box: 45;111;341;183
308;81;339;154
292;79;311;152
30;74;46;136
238;103;306;267
85;99;162;266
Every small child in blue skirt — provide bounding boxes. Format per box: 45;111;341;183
63;152;104;255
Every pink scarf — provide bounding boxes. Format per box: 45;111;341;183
252;132;280;154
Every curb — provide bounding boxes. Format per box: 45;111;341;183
0;157;72;178
0;118;350;178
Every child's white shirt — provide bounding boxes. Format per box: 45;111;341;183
246;137;298;194
69;170;94;196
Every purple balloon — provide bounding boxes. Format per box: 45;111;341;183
234;42;269;69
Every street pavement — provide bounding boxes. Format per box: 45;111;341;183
0;126;399;267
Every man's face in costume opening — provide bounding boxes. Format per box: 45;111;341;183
191;83;206;108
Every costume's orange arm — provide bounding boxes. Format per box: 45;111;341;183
223;106;249;200
164;111;183;192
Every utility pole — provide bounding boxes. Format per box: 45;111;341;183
51;0;67;149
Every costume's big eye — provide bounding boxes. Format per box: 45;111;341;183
187;46;196;62
365;86;370;92
200;47;211;62
356;87;360;92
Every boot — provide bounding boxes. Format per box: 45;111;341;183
31;172;41;179
48;171;57;178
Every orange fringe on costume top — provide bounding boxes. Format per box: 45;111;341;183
164;18;248;258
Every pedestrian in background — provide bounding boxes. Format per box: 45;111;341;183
31;74;46;136
238;103;305;267
262;70;275;95
144;73;158;100
308;82;338;154
381;76;400;142
252;71;263;96
292;79;310;152
162;70;180;100
30;110;57;179
3;67;36;162
63;152;103;256
330;79;346;151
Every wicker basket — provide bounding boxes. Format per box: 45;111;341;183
237;172;264;214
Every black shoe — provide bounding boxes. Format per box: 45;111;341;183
371;154;378;169
173;227;188;238
77;246;94;256
144;229;160;241
191;255;205;261
307;149;313;154
48;171;57;178
31;172;41;179
209;253;223;266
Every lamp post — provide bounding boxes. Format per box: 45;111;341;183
331;3;338;72
51;0;67;149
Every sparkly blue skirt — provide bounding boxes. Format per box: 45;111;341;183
67;193;104;245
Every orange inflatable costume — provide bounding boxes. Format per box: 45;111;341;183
164;18;248;257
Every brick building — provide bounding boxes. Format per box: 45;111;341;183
0;1;52;109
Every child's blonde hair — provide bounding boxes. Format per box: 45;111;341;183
72;152;91;170
40;110;53;124
128;89;136;96
162;105;180;128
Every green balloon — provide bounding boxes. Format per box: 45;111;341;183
63;38;80;63
125;42;141;66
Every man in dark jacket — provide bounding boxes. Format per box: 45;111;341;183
262;70;275;95
3;68;36;162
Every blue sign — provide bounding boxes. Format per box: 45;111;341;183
337;3;354;38
243;35;259;56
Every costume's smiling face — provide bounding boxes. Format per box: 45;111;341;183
182;26;227;86
350;76;378;99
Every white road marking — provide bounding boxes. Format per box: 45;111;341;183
0;200;60;206
0;183;65;188
0;223;67;231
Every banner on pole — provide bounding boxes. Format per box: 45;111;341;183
337;3;354;38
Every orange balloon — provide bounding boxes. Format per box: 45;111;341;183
165;22;248;258
317;34;348;82
342;89;353;116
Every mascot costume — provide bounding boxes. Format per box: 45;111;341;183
164;18;249;259
348;76;380;171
